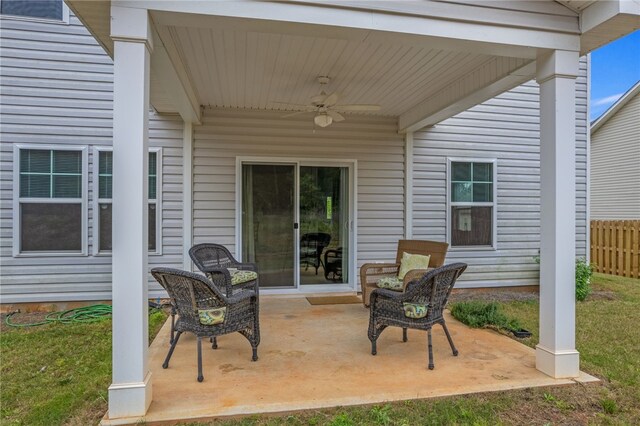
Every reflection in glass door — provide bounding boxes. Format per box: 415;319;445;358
241;164;295;288
299;166;349;285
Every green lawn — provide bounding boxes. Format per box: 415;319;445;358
0;309;167;425
1;273;639;425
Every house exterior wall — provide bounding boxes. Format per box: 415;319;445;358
0;13;184;303
0;10;590;302
191;109;406;271
590;92;640;219
412;58;589;287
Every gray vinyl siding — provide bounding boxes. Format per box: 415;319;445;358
0;14;184;303
412;58;589;287
590;93;640;219
192;109;406;271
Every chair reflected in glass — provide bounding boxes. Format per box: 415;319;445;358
299;232;331;275
324;247;343;281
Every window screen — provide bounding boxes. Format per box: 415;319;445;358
1;0;63;20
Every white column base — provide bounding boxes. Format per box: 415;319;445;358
535;344;580;379
107;371;153;419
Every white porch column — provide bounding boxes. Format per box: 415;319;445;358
183;121;194;270
535;50;580;379
108;6;154;419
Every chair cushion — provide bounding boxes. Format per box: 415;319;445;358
231;270;258;286
403;302;429;319
198;307;226;325
398;252;431;279
376;276;404;291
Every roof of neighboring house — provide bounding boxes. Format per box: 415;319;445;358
591;80;640;133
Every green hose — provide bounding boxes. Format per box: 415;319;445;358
5;304;113;328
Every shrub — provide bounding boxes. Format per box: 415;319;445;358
450;301;521;331
575;257;594;301
533;255;594;301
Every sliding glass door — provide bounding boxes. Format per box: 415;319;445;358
241;161;351;290
299;166;349;285
241;164;296;288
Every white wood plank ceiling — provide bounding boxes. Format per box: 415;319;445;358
165;25;498;117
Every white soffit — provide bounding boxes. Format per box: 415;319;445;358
163;25;502;117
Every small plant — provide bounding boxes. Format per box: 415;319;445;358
450;301;521;331
370;405;392;425
575;257;594;301
600;398;618;414
533;255;594;301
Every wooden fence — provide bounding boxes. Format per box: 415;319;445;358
590;220;640;278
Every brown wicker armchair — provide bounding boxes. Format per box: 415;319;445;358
151;267;260;382
368;263;467;370
360;240;449;307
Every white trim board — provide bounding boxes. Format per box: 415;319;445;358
235;156;358;294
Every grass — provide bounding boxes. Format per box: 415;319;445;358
450;300;522;331
1;273;639;425
0;308;167;425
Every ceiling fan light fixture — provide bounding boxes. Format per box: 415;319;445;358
314;113;333;127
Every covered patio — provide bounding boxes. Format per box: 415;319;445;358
103;297;597;425
65;0;639;423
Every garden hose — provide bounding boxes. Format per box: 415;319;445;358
5;304;113;328
5;301;170;328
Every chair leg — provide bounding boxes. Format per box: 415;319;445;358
427;329;434;370
162;331;182;369
441;322;458;356
169;306;176;344
371;339;377;355
252;346;258;362
211;336;218;349
402;328;408;342
197;337;204;382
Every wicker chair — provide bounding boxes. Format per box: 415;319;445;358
189;243;259;297
368;263;467;370
300;232;331;275
360;240;449;307
151;267;260;382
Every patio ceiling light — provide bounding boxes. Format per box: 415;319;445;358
314;113;333;128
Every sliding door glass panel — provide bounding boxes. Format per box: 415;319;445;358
242;164;296;288
299;166;349;285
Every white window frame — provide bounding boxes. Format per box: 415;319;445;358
13;144;88;257
446;157;498;251
92;147;163;256
0;0;70;24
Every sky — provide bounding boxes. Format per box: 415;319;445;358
590;30;640;122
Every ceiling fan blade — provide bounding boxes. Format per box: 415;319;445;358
323;92;340;107
333;104;381;112
326;110;345;122
281;110;314;118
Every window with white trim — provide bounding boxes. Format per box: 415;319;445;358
17;147;86;253
96;149;160;253
448;160;496;248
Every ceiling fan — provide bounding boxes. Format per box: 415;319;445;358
273;76;381;127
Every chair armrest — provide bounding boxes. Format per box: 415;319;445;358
235;262;258;272
360;262;400;276
227;289;257;305
201;267;232;281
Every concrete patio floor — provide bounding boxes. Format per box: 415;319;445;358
104;296;597;425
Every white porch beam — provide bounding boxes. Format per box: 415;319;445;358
150;25;202;124
130;1;580;58
398;58;535;133
579;0;640;54
535;49;580;379
108;5;153;420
